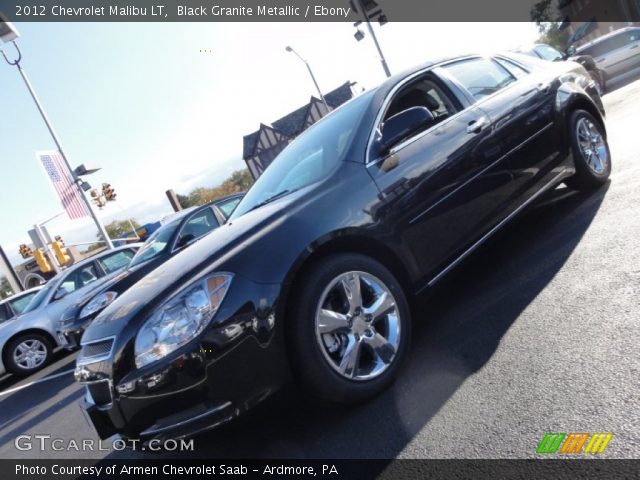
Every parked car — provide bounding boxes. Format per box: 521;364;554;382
0;244;140;377
0;286;43;323
58;193;244;349
514;43;606;93
574;27;640;89
77;54;609;441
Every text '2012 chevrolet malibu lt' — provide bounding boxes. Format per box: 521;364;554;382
75;54;610;442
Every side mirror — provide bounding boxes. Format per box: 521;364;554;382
378;106;434;156
176;233;196;249
53;288;68;301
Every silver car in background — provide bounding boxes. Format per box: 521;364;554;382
576;27;640;86
0;244;140;377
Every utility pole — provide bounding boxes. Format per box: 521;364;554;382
0;27;114;249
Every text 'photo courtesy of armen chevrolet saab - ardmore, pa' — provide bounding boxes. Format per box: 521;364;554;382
0;0;639;478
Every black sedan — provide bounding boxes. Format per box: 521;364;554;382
76;54;610;442
58;193;243;348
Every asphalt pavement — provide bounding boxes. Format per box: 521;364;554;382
1;78;639;460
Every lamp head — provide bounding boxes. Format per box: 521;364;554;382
0;13;19;45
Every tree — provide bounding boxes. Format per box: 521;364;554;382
178;169;254;208
0;276;13;300
530;0;570;51
98;219;141;240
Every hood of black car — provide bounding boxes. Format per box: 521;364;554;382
81;189;305;342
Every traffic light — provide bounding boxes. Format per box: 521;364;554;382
102;183;116;201
18;244;33;259
350;0;387;24
33;249;53;273
90;188;106;208
51;239;71;265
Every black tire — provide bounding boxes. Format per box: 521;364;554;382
288;253;411;403
4;333;53;376
564;109;611;192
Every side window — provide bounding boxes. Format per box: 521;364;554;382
97;250;134;274
60;264;99;294
535;45;563;61
586;34;628;57
443;58;516;101
176;208;219;249
385;76;458;122
625;29;640;44
216;197;242;220
495;58;529;79
8;293;37;315
0;305;9;323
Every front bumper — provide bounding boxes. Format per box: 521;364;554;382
77;277;288;441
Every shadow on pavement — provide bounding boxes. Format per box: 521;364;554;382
0;349;77;393
103;182;609;461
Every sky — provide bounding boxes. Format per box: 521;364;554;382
0;21;539;267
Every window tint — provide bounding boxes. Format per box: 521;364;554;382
8;292;38;315
176;208;219;248
60;264;99;294
216;197;242;219
97;250;134;274
495;58;529;79
444;58;516;101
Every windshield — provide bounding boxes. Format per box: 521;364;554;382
231;91;373;218
129;219;181;267
21;283;55;314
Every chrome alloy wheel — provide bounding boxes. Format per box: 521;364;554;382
13;339;47;370
315;271;401;381
576;117;608;174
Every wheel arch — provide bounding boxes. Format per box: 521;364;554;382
557;87;606;136
276;232;415;326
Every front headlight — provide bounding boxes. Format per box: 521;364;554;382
134;273;233;369
80;292;118;319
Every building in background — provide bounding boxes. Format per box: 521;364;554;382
243;81;357;179
559;0;640;46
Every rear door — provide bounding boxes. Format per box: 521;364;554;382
367;65;516;280
442;56;561;209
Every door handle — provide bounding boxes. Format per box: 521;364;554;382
466;116;488;134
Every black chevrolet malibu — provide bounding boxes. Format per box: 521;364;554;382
77;54;610;441
59;193;243;349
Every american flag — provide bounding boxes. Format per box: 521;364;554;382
38;151;90;220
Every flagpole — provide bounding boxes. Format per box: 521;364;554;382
2;42;114;250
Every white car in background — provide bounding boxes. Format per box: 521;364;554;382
0;244;140;377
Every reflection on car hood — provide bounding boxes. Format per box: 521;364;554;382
82;188;304;342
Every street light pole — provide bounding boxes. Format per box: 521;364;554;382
285;46;330;112
357;0;391;78
0;40;114;250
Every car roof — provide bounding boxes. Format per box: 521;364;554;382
577;27;640;51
